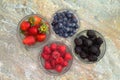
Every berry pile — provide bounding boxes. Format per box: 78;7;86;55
74;30;103;62
41;43;72;73
20;15;49;46
51;10;79;38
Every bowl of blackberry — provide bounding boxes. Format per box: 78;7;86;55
17;14;51;48
39;41;73;75
51;9;80;38
73;30;106;63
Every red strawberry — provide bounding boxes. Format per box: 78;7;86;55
36;34;46;42
29;16;42;25
43;46;51;55
50;43;57;51
56;57;64;64
62;61;68;67
41;53;50;60
55;65;63;72
50;60;56;69
28;27;38;35
20;21;30;31
64;52;72;61
57;45;66;53
52;51;60;59
23;36;36;46
44;61;52;69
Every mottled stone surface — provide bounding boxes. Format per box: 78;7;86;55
0;0;120;80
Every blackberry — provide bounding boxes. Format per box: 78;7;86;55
87;30;96;38
74;38;82;46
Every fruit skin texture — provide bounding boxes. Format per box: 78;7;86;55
64;52;72;61
50;43;57;51
43;46;51;55
58;45;66;53
55;65;63;72
36;34;46;42
23;36;35;46
28;27;38;35
44;61;52;69
29;15;42;25
20;21;30;31
52;51;60;59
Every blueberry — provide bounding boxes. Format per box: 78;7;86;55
89;46;99;54
63;17;68;21
67;12;73;18
69;32;74;36
63;33;68;38
74;38;82;46
83;39;93;47
79;51;87;59
74;24;79;29
75;46;82;54
87;30;96;38
95;37;103;46
72;17;78;23
88;55;98;62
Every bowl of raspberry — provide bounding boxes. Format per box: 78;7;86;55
51;9;80;38
17;14;51;48
39;41;73;75
73;30;106;64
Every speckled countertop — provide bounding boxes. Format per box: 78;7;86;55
0;0;120;80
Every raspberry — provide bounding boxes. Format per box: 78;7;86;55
52;51;60;59
50;60;56;69
56;57;64;64
43;46;51;55
41;53;50;60
44;61;52;69
57;45;66;53
64;52;72;61
55;65;63;72
62;61;68;67
50;43;57;51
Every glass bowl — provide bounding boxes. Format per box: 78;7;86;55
17;14;51;49
72;30;106;64
38;41;73;76
50;9;80;39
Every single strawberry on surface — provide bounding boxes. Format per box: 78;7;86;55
20;21;30;31
29;15;42;25
28;27;38;35
23;36;36;46
36;33;46;42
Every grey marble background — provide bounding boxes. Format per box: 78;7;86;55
0;0;120;80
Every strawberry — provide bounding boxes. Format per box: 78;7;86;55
50;43;57;51
23;36;36;46
20;21;30;31
29;15;42;25
55;65;63;72
44;61;52;69
43;46;51;55
64;52;72;61
28;27;38;35
52;51;60;59
36;34;46;42
56;57;64;64
62;61;68;67
41;53;50;60
57;45;66;53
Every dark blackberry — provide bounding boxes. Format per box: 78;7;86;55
88;55;98;62
89;46;99;54
79;51;87;59
75;46;82;54
74;38;82;46
83;39;93;47
95;37;103;46
87;30;96;38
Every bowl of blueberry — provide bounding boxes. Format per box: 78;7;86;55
51;9;80;38
39;41;73;75
73;30;106;63
17;14;51;48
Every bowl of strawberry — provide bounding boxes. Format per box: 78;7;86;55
39;41;73;75
17;14;50;47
